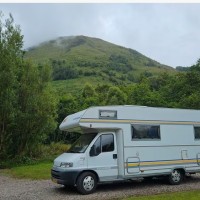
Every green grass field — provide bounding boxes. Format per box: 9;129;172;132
1;161;52;180
123;190;200;200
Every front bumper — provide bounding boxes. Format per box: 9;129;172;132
51;168;81;186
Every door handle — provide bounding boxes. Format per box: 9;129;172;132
113;154;117;159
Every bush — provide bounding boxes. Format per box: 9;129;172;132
35;142;71;159
0;143;71;169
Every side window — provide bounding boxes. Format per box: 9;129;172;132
194;127;200;139
101;134;114;152
132;124;160;140
93;136;101;155
91;134;114;156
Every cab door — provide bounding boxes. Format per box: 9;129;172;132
87;133;118;181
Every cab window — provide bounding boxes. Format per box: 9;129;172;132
102;134;114;152
91;134;114;156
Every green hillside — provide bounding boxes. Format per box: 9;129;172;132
25;35;175;94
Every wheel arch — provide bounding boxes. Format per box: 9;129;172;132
171;167;186;175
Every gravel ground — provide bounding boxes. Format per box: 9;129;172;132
0;174;200;200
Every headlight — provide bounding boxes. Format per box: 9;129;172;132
60;162;73;168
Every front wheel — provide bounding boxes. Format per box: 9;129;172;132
76;172;97;195
168;169;184;185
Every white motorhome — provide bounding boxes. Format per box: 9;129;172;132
51;105;200;194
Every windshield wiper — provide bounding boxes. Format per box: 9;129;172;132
67;150;81;153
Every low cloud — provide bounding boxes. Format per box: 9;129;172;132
1;3;200;67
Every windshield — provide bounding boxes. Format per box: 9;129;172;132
67;133;97;153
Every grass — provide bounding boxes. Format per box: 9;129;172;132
1;161;53;180
0;143;71;180
123;190;200;200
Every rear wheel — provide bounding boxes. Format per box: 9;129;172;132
76;172;97;195
168;169;184;185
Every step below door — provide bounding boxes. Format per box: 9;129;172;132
197;153;200;165
126;157;140;174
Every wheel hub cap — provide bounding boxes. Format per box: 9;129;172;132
172;170;181;182
83;176;94;191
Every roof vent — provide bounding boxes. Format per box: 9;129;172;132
99;110;117;119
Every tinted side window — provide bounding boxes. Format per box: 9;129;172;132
101;134;114;152
132;124;160;140
93;137;101;155
194;127;200;139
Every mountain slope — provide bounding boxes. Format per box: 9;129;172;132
25;35;175;94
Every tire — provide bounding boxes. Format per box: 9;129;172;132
76;172;97;195
168;169;184;185
143;176;153;181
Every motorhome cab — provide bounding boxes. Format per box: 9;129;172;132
51;105;200;194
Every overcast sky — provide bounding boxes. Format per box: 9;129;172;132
1;3;200;67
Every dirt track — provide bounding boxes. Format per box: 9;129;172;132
0;174;200;200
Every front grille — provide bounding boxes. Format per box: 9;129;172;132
51;170;61;179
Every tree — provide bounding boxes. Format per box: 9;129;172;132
82;83;97;98
0;13;57;159
179;93;200;109
95;84;110;104
127;79;166;107
128;80;151;105
51;94;79;143
190;58;200;72
106;86;127;105
12;61;57;156
0;13;24;158
149;72;172;91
